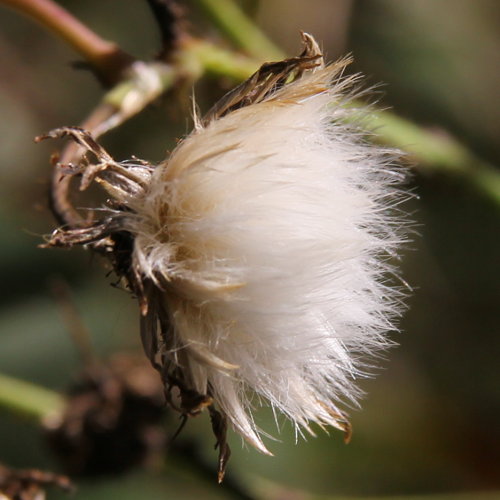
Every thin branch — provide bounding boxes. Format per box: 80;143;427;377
193;0;284;61
0;0;134;86
0;372;65;424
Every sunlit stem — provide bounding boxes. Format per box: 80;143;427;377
0;0;134;86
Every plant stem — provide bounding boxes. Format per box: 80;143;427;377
182;38;259;81
372;110;500;205
193;0;284;61
0;372;65;423
5;0;498;206
0;0;134;86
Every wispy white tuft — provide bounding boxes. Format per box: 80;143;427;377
125;61;407;453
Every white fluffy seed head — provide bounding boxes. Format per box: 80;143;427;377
125;59;407;453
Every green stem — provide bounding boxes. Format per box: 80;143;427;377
183;39;259;81
0;372;65;423
371;110;500;204
0;0;134;86
193;0;284;61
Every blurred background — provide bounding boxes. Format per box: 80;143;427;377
0;0;499;498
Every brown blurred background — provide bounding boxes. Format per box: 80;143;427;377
0;1;499;498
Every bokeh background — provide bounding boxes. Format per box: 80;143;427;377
0;1;499;499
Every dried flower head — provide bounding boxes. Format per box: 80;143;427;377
40;34;407;480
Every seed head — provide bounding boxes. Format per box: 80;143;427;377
41;34;408;478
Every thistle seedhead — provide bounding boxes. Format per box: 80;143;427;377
41;33;408;481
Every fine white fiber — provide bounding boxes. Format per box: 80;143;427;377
122;52;408;453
